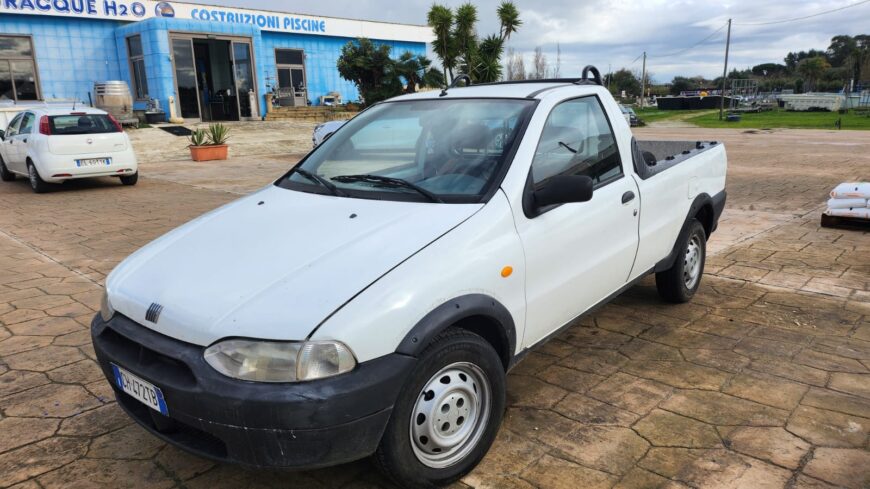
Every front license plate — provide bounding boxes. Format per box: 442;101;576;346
111;363;169;415
76;158;111;167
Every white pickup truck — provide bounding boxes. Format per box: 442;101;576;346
92;67;727;489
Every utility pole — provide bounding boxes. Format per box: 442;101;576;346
719;18;732;120
640;51;647;108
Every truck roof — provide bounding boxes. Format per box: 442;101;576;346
393;79;605;102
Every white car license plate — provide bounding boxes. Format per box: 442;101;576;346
111;363;169;415
76;158;111;167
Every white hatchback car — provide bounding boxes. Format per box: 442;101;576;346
0;107;139;193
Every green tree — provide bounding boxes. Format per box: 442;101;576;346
395;53;445;94
336;38;403;105
609;69;641;96
669;76;695;95
797;56;831;91
426;1;521;84
427;5;456;82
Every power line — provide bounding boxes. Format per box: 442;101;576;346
648;22;728;58
734;0;870;25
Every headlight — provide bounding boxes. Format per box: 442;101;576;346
204;339;356;382
100;290;115;322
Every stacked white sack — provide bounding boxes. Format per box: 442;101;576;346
826;182;870;219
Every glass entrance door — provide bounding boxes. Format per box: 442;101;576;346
171;38;200;119
275;49;307;106
232;42;257;119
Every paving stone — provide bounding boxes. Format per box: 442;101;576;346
587;372;672;415
460;428;545;489
0;417;60;454
828;372;870;399
554;393;640;426
634;409;721;448
37;458;175;489
680;349;750;373
57;403;131;437
0;369;50;398
51;330;92;347
46;359;104;385
811;336;870;360
1;383;101;418
803;447;870;489
661;390;789;426
792;474;841;489
0;335;53;356
558;348;628;376
786;405;868;447
509;351;559;376
561;326;633;349
520;453;617;489
720;426;810;469
612;467;669;489
505;407;648;475
506;375;568;409
638;447;711;478
4;345;86;372
87;423;166;460
619;339;683;360
795;348;870;373
0;436;88;487
621;359;731;390
641;325;738;350
747;357;829;386
677;449;793;488
723;371;808;410
536;365;606;393
801;387;870;418
7;316;84;337
685;314;752;340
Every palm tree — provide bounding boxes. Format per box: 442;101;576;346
454;3;478;77
427;5;455;83
395;52;445;93
497;1;522;42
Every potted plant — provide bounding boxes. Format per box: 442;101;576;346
188;123;230;162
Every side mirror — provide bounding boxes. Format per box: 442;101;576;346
534;175;594;208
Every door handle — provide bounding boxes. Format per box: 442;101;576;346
21;138;26;143
622;191;635;204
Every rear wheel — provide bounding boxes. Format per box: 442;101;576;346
27;161;50;194
374;329;505;489
0;156;14;181
656;219;706;303
120;172;138;186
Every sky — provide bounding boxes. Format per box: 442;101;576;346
186;0;870;83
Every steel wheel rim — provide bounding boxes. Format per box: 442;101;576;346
684;234;702;289
409;362;491;469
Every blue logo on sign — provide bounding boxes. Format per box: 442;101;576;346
155;1;174;17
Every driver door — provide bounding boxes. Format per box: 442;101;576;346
514;96;640;348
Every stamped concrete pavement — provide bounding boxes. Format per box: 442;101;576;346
0;125;868;489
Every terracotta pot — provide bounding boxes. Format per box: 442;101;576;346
189;144;228;162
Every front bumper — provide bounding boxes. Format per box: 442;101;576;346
91;314;415;469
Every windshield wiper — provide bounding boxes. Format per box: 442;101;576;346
558;141;578;153
331;174;444;203
290;167;347;197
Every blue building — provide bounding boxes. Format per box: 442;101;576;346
0;0;430;121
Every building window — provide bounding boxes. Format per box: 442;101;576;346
127;35;148;100
0;35;40;101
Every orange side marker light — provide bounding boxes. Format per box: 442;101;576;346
501;266;513;278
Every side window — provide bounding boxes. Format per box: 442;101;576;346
531;96;623;190
18;112;34;134
6;112;22;137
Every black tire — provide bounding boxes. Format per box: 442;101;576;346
27;161;50;194
656;219;706;303
120;172;139;186
373;329;506;489
0;156;14;181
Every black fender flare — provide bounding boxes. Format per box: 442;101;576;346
395;294;516;370
654;193;713;273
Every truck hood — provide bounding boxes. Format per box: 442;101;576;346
107;185;481;346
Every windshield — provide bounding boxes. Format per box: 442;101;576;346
277;98;535;203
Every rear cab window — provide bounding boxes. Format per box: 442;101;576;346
49;114;120;135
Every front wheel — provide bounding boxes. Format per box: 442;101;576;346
656;219;706;303
374;329;505;489
0;156;14;181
